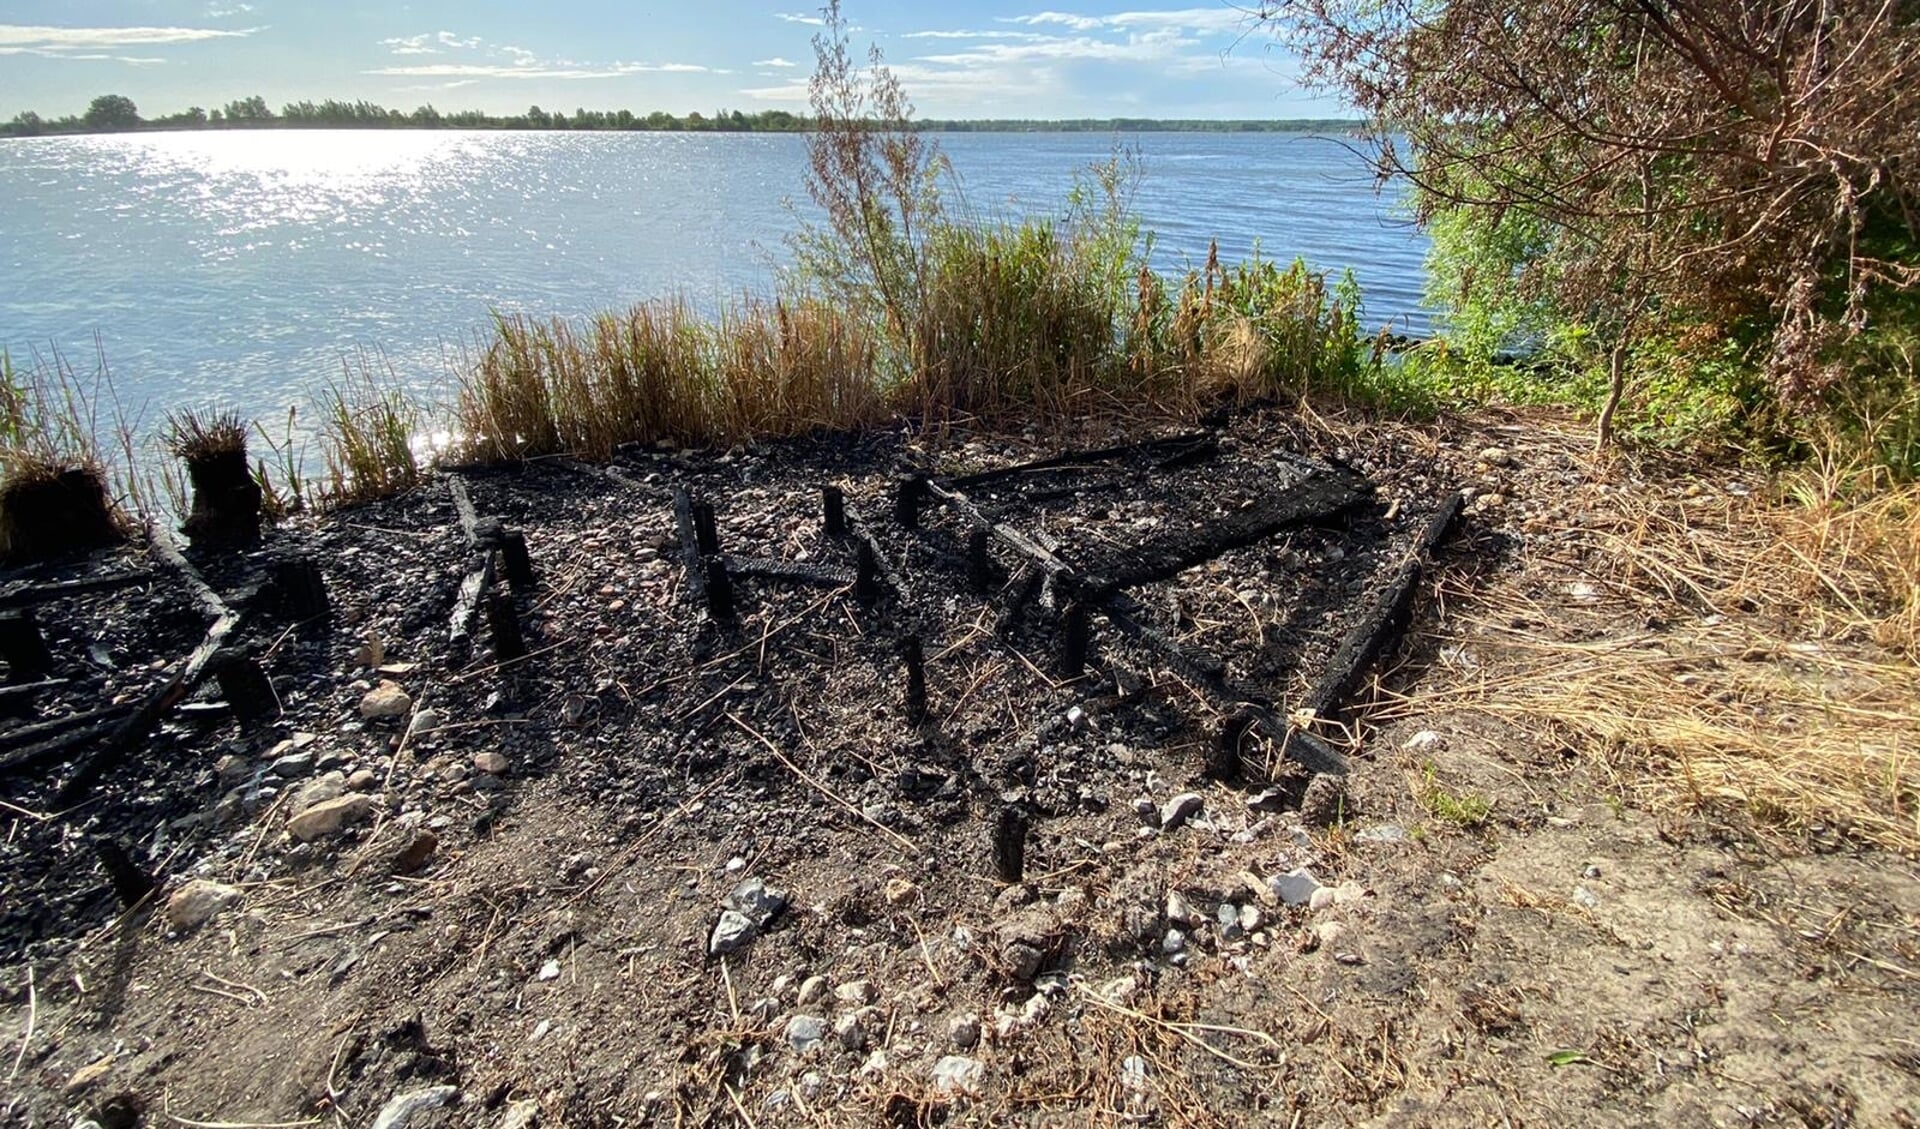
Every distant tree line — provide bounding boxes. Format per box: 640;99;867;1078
2;94;1358;138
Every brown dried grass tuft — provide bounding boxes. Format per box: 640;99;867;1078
1384;427;1920;853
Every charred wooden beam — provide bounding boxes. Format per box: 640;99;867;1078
704;557;737;621
853;541;880;605
1097;592;1229;684
822;485;846;537
0;678;66;709
0;706;128;755
270;555;331;627
991;806;1028;883
447;552;496;649
486;591;528;659
966;529;994;593
901;633;928;724
1060;601;1092;679
922;480;1074;580
0;715;128;776
210;648;276;723
691;502;720;556
498;529;536;593
670;487;708;607
0;571;151;610
147;522;230;623
0;610;54;682
448;474;482;543
946;431;1216;489
56;607;242;805
1300;490;1465;723
1086;470;1367;593
894;475;928;529
723;556;856;588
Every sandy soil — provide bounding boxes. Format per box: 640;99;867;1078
3;406;1916;1128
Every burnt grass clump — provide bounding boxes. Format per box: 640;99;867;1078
0;458;125;565
166;409;262;546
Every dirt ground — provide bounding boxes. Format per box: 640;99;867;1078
3;405;1916;1128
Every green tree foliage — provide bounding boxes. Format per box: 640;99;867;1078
1266;0;1920;447
82;94;140;131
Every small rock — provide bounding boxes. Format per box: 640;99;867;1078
834;980;877;1007
291;771;347;815
1239;904;1263;933
1161;929;1186;955
796;975;828;1005
1309;886;1337;912
833;1006;877;1050
1159;792;1204;830
709;910;759;956
1314;920;1346;949
389;829;439;874
930;1055;985;1097
1216;901;1244;939
1402;730;1446;753
347;768;379;792
214;754;249;783
360;681;413;721
408;708;450;738
1269;868;1323;907
287;794;374;841
1479;445;1513;467
537;959;561;982
785;1014;828;1053
1065;705;1088;731
473;751;509;776
370;1086;459;1129
267;751;314;778
1246;789;1288;813
724;877;789;926
498;1099;540;1129
165;879;241;930
1165;891;1199;927
949;1013;981;1050
1572;885;1601;908
1354;824;1407;843
883;877;920;907
65;1055;115;1093
1132;796;1158;823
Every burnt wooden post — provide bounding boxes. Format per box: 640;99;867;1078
901;634;927;724
991;806;1028;884
486;592;527;660
499;529;536;593
967;529;993;593
692;502;720;556
93;837;155;909
0;610;54;682
210;648;275;722
273;555;331;626
894;475;928;529
854;541;879;605
822;485;846;537
1060;601;1091;679
704;557;736;621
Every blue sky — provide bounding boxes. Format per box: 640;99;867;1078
0;2;1341;120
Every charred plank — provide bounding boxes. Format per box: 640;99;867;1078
1086;471;1366;593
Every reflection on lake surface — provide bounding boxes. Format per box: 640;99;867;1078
0;130;1426;427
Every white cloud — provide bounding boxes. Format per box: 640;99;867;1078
205;3;254;16
367;61;714;80
900;30;1047;40
1003;8;1253;35
0;23;258;50
775;12;825;25
754;56;798;67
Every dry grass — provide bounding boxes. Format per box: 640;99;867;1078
162;408;247;464
1381;426;1920;853
318;355;423;507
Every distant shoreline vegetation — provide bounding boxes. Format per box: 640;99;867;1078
1;94;1360;139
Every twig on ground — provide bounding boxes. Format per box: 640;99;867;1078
7;964;34;1086
725;711;915;854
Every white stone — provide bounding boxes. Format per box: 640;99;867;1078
370;1086;459;1129
785;1014;828;1053
1159;792;1204;830
834;979;877;1006
1269;868;1323;907
796;975;828;1005
931;1055;985;1096
291;771;347;815
360;681;413;721
1402;730;1446;753
287;794;374;841
165;879;241;930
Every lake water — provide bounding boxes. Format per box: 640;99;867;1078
0;130;1427;434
